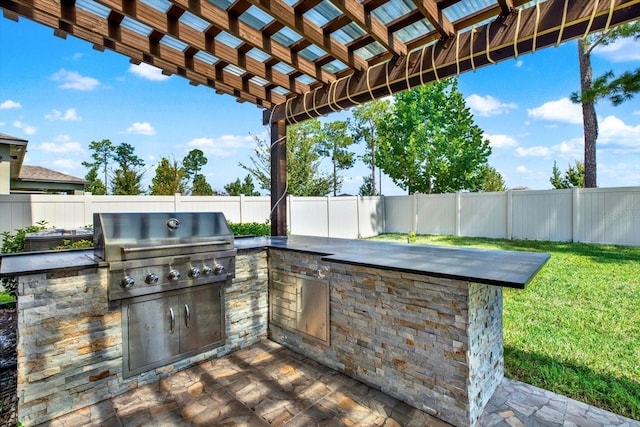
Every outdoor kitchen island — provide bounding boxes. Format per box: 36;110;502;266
2;233;549;427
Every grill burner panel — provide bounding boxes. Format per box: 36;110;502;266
108;250;235;301
93;212;236;301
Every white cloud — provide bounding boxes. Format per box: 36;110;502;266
634;110;640;116
126;122;156;135
527;97;582;124
516;165;530;173
1;100;21;109
593;38;640;62
51;69;100;90
551;138;583;158
466;94;517;117
37;135;84;153
13;120;37;135
72;53;83;60
516;146;551;157
186;134;255;157
598;115;640;146
45;108;81;121
52;159;79;170
515;60;523;68
484;133;518;149
129;63;170;81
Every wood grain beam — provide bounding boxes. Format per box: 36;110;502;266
327;0;407;56
411;0;454;39
245;0;369;71
497;0;514;15
265;0;640;124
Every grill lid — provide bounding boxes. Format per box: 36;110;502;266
94;212;234;262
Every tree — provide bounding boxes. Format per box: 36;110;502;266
550;161;585;189
111;143;145;195
82;139;115;193
191;174;214;196
84;166;107;195
240;120;332;196
479;165;507;192
149;157;187;195
183;149;208;183
376;79;491;194
351;100;392;196
570;22;640;188
225;175;260;196
358;175;375;196
319;120;356;196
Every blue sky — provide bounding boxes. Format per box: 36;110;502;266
1;17;639;195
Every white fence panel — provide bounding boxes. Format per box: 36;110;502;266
0;195;37;233
577;187;640;245
511;190;573;242
328;197;360;239
357;197;385;238
460;192;507;238
416;194;456;235
384;196;413;233
289;197;329;236
177;196;243;222
239;196;271;223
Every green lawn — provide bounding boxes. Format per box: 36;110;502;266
370;234;640;421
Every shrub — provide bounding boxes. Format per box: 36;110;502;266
1;221;50;297
228;221;271;237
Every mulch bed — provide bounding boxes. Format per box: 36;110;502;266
0;304;17;426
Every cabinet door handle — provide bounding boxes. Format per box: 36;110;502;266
184;304;190;329
169;307;175;334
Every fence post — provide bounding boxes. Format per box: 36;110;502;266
413;193;418;233
239;194;245;223
455;192;461;236
173;193;180;212
84;192;93;226
356;196;361;239
506;190;513;240
326;196;331;237
572;187;580;242
287;195;292;234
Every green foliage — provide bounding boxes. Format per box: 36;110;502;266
372;233;640;420
407;231;416;243
54;239;93;250
550;161;585;189
82;139;115;193
111;143;145;195
149;157;188;195
84;166;107;195
319;120;356;196
480;165;507;192
225;175;260;196
376;79;491;194
1;221;49;296
191;174;214;196
228;221;270;237
359;175;375;196
239;121;333;196
183;149;208;181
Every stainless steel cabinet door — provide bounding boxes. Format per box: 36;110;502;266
126;293;180;373
297;278;329;344
180;285;224;353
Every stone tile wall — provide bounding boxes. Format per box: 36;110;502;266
16;249;267;426
268;249;503;427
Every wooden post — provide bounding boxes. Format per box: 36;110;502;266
271;120;287;236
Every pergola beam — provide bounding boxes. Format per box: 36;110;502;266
411;0;455;39
264;0;640;124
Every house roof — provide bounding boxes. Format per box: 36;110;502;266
0;132;28;179
2;0;638;126
18;165;88;184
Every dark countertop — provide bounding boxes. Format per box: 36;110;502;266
237;235;550;288
1;235;550;289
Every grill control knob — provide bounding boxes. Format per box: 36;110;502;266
213;263;225;275
120;276;135;289
189;267;201;279
167;270;181;282
202;266;213;276
145;273;159;285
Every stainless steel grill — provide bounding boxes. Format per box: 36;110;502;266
93;212;235;377
94;212;236;301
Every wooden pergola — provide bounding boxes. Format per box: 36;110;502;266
2;0;639;235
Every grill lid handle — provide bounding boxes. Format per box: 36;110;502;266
121;240;231;254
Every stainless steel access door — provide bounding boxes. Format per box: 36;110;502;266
180;285;224;353
296;277;329;344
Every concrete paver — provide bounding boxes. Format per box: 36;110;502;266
45;340;639;427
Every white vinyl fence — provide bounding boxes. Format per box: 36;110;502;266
1;186;638;245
